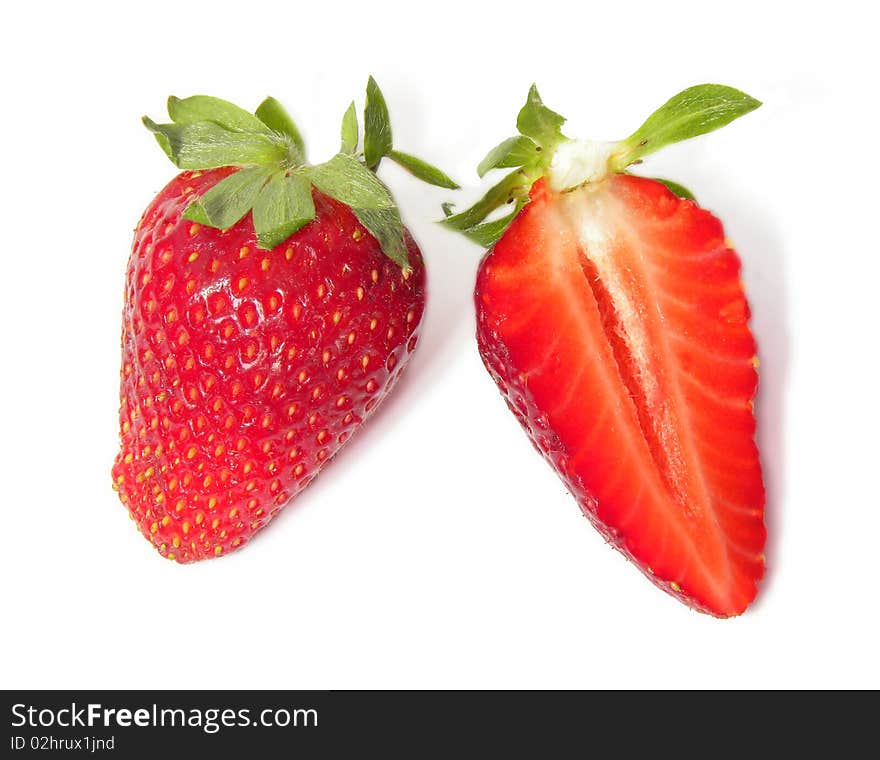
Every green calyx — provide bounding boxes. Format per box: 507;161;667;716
442;83;761;247
144;78;458;268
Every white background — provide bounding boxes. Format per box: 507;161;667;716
2;0;878;689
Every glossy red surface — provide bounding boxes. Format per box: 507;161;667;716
112;168;425;561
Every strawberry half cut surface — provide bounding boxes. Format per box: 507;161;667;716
447;85;765;616
112;79;456;562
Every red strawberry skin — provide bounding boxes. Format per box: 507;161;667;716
112;168;425;562
475;175;765;616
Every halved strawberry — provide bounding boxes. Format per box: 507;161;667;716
448;85;764;616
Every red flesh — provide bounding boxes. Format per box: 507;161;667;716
112;168;425;561
476;175;765;616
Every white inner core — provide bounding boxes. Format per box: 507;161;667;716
548;139;620;192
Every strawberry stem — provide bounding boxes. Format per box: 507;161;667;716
443;83;761;246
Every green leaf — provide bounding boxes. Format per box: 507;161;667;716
150;129;174;162
306;153;395;210
516;85;566;148
364;76;392;169
255;96;305;157
352;206;409;269
167;95;271;134
621;84;761;165
340;101;359;154
652;177;696;201
306;152;408;266
441;202;455;218
182;201;210;225
182;166;271;229
252;172;316;249
387;150;459;189
477;136;539;177
143;118;286;170
460;202;525;247
440;170;531;231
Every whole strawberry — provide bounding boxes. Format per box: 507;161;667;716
112;78;456;562
444;85;765;616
